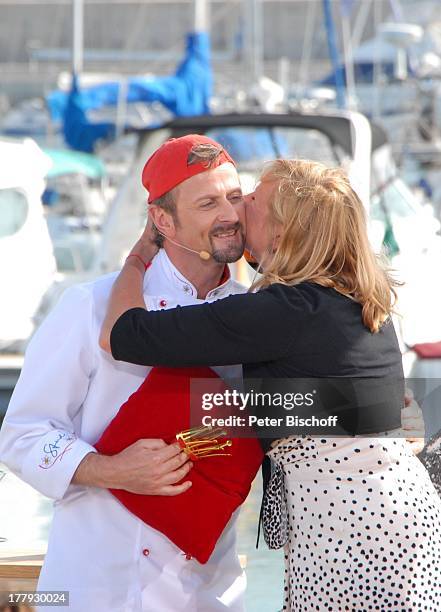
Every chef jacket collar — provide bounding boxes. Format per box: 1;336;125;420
144;249;233;300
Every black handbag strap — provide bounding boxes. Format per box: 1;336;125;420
256;455;272;549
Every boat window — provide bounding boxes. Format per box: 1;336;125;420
0;188;29;238
371;178;419;223
50;236;98;273
204;127;341;172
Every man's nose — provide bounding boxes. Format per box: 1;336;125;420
235;199;246;228
218;198;241;223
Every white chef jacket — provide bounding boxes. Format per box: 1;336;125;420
0;249;248;612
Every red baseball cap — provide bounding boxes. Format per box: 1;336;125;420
142;134;236;203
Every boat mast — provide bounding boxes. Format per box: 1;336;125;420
72;0;84;75
244;0;263;83
340;1;357;110
322;0;346;109
194;0;210;32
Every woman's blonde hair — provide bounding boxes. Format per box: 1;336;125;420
251;159;399;333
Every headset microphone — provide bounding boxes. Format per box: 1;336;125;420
157;231;211;261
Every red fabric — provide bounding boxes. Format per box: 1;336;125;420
243;249;258;264
412;341;441;359
142;134;235;202
95;367;263;564
218;264;230;286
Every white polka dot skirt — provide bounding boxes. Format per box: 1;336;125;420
268;437;441;611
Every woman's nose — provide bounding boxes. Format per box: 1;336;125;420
243;193;255;211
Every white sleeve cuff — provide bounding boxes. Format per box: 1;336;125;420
22;429;97;500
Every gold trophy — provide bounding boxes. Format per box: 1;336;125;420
176;425;233;461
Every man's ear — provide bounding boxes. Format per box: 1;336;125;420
148;205;176;238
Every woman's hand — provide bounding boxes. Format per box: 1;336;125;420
99;219;158;354
127;216;158;266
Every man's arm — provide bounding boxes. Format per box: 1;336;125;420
0;286;99;499
0;285;193;499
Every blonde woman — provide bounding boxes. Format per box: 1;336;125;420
101;160;441;611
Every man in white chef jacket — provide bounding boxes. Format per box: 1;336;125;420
0;135;250;611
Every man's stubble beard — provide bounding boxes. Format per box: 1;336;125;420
209;227;246;264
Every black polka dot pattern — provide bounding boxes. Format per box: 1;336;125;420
419;429;441;497
268;437;441;611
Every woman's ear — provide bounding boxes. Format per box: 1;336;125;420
148;205;176;238
272;230;282;253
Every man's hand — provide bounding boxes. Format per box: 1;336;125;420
110;438;193;495
403;388;425;455
73;439;193;496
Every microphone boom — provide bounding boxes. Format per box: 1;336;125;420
157;231;212;260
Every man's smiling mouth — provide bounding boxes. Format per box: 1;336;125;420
213;229;238;239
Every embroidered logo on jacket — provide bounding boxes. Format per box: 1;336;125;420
39;432;76;469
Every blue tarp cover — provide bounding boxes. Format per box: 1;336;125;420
47;32;212;152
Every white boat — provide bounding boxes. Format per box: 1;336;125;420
0;138;57;353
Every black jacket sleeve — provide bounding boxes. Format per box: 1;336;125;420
110;284;306;367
